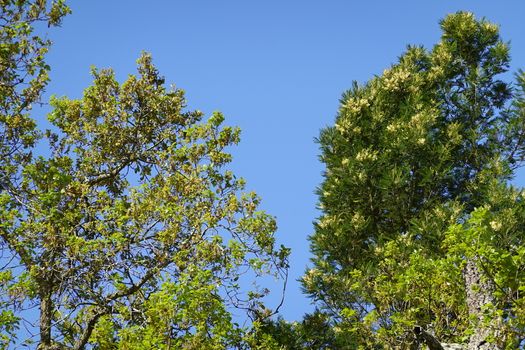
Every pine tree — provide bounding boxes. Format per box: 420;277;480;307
303;12;525;349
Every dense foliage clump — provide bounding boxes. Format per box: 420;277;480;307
0;2;288;349
302;12;525;349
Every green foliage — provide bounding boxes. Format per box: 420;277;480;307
443;185;525;348
304;12;525;348
0;0;70;346
0;25;289;349
250;311;360;349
0;0;70;157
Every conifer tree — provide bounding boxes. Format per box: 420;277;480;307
303;12;525;349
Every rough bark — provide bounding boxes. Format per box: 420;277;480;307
463;258;500;350
38;287;66;349
410;258;503;350
39;291;53;349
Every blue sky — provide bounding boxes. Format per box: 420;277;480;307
43;1;525;322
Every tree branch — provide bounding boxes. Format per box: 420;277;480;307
72;307;109;350
413;326;445;350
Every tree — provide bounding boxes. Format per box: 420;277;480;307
1;0;70;346
250;311;358;350
303;12;525;349
0;0;69;176
0;3;289;348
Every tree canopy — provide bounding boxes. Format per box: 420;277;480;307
303;12;525;349
0;1;288;349
2;3;525;350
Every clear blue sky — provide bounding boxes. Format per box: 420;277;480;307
43;0;525;322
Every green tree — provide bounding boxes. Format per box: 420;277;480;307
0;0;69;173
1;0;70;347
0;4;289;348
1;51;289;349
250;311;358;349
303;12;525;349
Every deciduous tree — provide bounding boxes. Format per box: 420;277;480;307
1;0;70;346
0;3;288;348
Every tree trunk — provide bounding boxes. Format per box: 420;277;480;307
463;258;500;350
39;291;53;349
38;281;63;349
412;258;502;350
